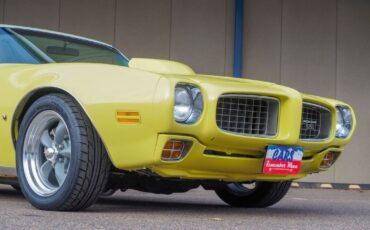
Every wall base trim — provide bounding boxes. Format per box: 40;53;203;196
292;182;370;190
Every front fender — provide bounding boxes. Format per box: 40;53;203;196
1;63;165;169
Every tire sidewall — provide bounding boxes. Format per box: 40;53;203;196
16;95;83;210
215;181;292;208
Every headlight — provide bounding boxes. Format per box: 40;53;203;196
336;106;353;138
174;84;203;124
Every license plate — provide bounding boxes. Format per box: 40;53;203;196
263;145;304;175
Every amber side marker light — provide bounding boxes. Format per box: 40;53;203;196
320;151;341;169
162;140;192;161
116;111;141;123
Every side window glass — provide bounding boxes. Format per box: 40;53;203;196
0;29;40;64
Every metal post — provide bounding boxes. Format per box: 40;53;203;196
233;0;244;78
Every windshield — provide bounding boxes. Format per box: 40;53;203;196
0;27;129;66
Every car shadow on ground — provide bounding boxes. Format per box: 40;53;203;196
0;186;23;197
0;186;366;218
93;194;349;217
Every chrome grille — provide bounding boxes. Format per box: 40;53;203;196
300;103;331;140
216;95;279;136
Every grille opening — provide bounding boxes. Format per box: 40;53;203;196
300;102;332;140
204;150;263;159
216;95;279;137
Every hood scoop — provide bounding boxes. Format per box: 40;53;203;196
128;58;195;75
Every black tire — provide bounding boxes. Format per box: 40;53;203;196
16;94;111;211
215;181;292;208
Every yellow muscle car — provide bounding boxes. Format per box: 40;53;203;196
0;25;356;211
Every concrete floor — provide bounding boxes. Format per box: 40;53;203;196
0;185;369;230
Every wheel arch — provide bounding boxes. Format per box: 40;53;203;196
14;87;113;211
12;87;76;147
11;87;112;166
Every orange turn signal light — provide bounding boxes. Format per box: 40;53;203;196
116;111;141;123
320;151;341;168
161;140;192;161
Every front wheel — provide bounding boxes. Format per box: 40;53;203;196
215;181;292;208
16;94;110;211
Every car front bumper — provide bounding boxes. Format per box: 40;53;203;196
148;134;343;182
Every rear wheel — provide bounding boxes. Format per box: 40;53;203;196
16;94;110;211
215;181;292;208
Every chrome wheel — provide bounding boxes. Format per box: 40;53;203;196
22;110;71;197
17;94;111;211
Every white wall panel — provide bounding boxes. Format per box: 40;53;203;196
0;0;4;23
243;0;282;83
280;0;337;98
171;0;228;75
224;0;235;76
60;0;116;44
115;0;171;59
3;0;59;30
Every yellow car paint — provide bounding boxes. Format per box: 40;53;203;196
0;59;356;182
129;58;195;75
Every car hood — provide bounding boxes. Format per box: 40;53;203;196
128;58;277;89
171;72;276;87
128;58;352;110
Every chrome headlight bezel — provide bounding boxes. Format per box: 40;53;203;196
174;84;203;124
335;105;353;139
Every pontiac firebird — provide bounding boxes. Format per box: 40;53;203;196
0;25;356;211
